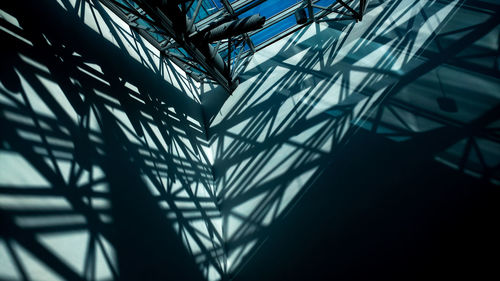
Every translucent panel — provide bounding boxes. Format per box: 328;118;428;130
187;0;225;23
135;18;165;41
250;13;296;46
238;0;296;19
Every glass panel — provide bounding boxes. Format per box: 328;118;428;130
238;0;296;19
113;0;347;55
136;18;165;41
250;13;296;46
186;0;225;23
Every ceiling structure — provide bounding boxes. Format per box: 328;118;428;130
1;0;499;281
98;0;367;92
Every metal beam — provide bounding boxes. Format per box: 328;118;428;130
306;0;315;22
98;0;365;92
336;0;361;21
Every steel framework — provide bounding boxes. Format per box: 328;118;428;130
98;0;368;93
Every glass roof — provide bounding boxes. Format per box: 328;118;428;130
246;0;346;48
112;0;347;54
185;0;343;51
106;0;351;87
188;0;224;23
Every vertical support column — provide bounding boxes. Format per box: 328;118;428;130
306;0;315;22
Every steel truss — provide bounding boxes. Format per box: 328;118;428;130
311;0;367;22
253;0;367;51
98;0;368;93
